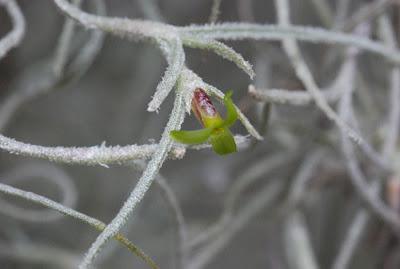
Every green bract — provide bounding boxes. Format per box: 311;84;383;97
170;91;238;155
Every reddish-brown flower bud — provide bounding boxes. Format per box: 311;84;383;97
191;88;223;128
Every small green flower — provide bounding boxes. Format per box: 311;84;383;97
170;88;238;155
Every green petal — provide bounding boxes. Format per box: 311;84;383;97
210;127;237;155
203;115;224;129
170;128;213;144
222;90;238;127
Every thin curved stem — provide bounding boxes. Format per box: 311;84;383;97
0;0;25;59
52;0;82;77
331;204;372;269
53;0;177;41
180;23;400;64
147;38;185;112
331;22;397;269
188;180;284;269
0;0;105;132
209;0;223;23
188;151;292;249
53;1;400;72
132;160;188;269
338;72;400;233
248;85;340;106
337;0;394;32
79;87;186;268
379;15;400;160
0;242;80;268
0;183;159;269
156;175;187;269
274;0;388;172
183;37;254;78
0;163;77;222
0;135;184;166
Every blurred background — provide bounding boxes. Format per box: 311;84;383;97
0;0;400;268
